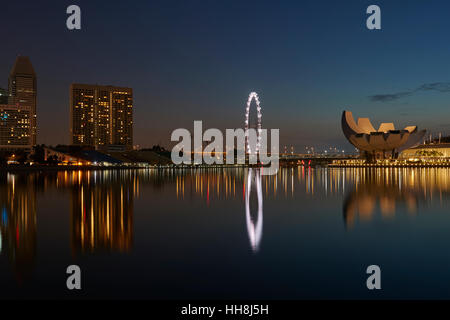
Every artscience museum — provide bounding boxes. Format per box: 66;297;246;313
341;110;426;160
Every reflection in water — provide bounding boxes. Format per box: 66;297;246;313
60;171;136;255
0;173;36;285
340;168;450;228
3;167;450;287
70;178;134;254
245;169;263;253
343;185;419;228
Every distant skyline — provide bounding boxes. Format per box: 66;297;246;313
3;0;450;151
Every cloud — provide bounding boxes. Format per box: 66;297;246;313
417;82;450;92
369;82;450;102
369;92;412;102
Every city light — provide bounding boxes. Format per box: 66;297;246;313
245;92;262;154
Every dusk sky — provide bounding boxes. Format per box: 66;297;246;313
2;0;450;151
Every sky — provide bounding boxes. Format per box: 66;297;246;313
2;0;450;152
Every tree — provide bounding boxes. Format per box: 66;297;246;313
47;155;59;165
15;150;28;164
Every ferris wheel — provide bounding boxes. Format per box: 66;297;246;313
244;92;262;154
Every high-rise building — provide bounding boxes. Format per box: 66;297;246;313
0;88;9;104
70;84;133;150
8;56;37;145
0;104;32;151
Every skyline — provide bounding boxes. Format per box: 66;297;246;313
4;1;450;151
4;0;450;305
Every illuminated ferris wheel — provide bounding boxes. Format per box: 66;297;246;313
244;92;262;154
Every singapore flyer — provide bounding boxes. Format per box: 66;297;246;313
244;92;262;154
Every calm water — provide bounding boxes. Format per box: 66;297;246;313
1;167;450;299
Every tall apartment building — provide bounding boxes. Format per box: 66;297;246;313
0;88;9;104
70;84;133;150
0;104;32;151
8;56;37;145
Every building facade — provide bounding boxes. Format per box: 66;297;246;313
342;110;426;160
400;143;450;159
0;104;32;151
70;84;133;150
0;88;8;104
8;56;37;146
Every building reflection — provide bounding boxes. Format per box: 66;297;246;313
245;169;263;253
174;167;246;201
5;165;450;280
0;173;36;285
343;185;420;228
338;168;450;228
69;172;134;254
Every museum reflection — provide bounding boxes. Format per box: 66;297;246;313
343;184;420;228
339;168;450;228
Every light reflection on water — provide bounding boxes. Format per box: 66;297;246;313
1;167;450;298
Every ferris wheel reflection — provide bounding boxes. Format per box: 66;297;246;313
245;169;263;253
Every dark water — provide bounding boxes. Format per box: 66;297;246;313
1;167;450;299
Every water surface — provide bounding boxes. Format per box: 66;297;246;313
1;167;450;299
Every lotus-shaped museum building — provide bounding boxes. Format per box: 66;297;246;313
341;110;426;158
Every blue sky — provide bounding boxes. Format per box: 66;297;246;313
1;0;450;151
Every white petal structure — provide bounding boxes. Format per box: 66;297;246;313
341;110;426;154
245;92;262;154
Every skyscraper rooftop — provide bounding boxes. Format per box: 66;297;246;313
10;56;36;76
